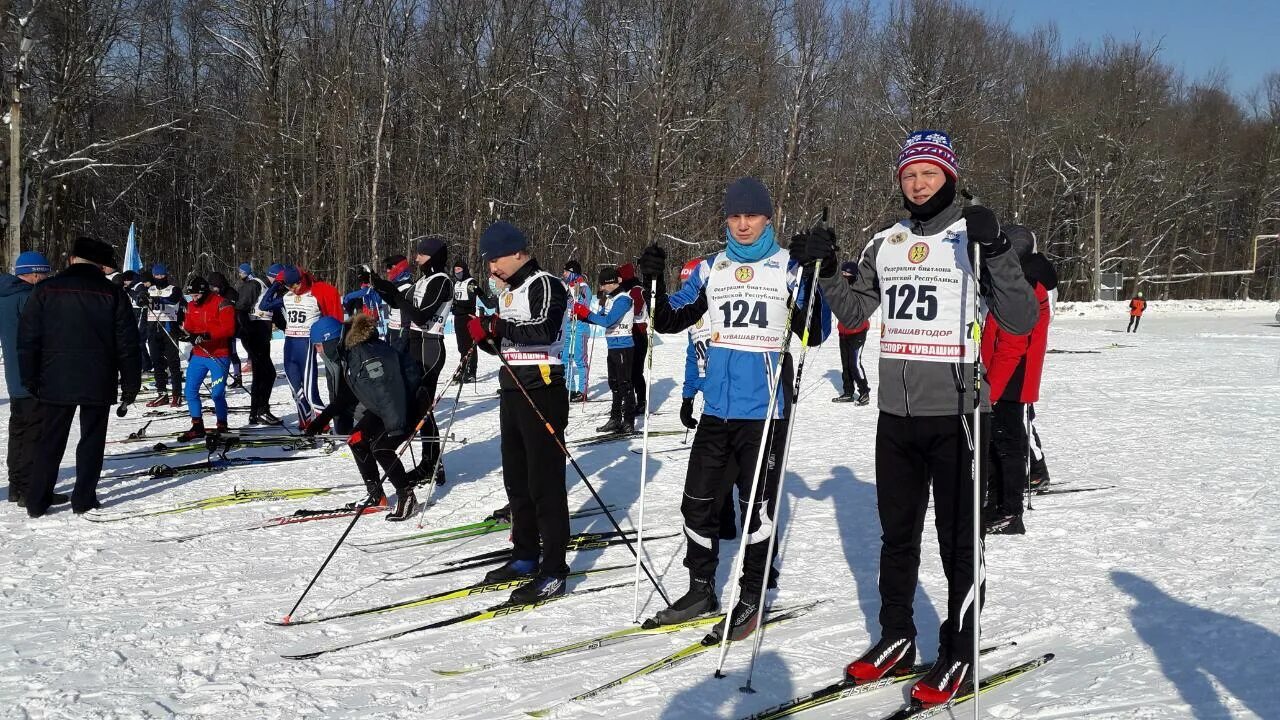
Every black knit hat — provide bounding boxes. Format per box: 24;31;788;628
598;267;620;285
564;260;582;275
71;236;117;268
184;274;210;295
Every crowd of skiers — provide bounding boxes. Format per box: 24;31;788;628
2;126;1090;708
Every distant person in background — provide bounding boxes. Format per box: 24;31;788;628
234;262;281;426
451;261;480;383
20;237;141;517
561;260;591;402
618;263;649;413
207;271;243;388
832;261;872;405
1127;291;1147;332
0;251;51;507
143;263;184;407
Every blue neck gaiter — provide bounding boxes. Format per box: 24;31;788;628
724;224;779;264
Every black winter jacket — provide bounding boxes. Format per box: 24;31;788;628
18;262;142;405
314;314;415;435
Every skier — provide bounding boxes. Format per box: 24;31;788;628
371;236;453;485
1127;291;1147;332
677;258;711;433
637;176;829;641
175;275;236;441
234;263;282;426
466;220;572;604
0;251;52;507
832;261;872;405
206;272;243;388
562;260;592;402
21;237;141;517
306;314;420;520
791;129;1038;706
258;265;343;430
573;266;635;434
616;263;651;414
342;265;386;324
377;254;414;355
450;260;480;383
143;263;184;408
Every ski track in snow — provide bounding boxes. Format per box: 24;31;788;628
1;300;1278;719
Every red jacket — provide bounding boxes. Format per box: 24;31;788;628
293;271;344;323
183;293;237;358
1129;297;1146;316
981;280;1050;403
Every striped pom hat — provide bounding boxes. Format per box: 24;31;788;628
896;130;959;180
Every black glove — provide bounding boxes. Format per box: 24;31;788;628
302;421;322;438
961;206;1010;256
791;227;838;277
679;397;698;430
116;402;130;418
637;245;667;287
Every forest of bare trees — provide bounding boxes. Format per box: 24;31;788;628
3;0;1279;300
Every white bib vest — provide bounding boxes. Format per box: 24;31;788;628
874;219;981;363
410;272;452;335
499;270;564;366
688;313;712;376
282;291;322;338
249;277;273;322
146;285;179;322
704;249;793;353
602;292;634;338
385;279;413;330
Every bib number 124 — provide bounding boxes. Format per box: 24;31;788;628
885;284;938;321
718;300;768;329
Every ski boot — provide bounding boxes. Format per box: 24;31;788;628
855;391;871;406
509;574;566;604
648;576;717;628
146;394;170;408
568;391;587;403
385;490;418;522
213;420;230;435
169;395;183;408
344;493;387;511
483;558;538;584
177;419;206;442
703;596;760;644
911;652;970;706
846;637;917;682
985;513;1026;535
255;410;283;426
486;504;512;523
595;416;623;434
831;393;854;403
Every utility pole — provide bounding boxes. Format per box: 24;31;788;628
7;34;34;270
1093;171;1103;301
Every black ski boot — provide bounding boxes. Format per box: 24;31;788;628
855;391;871;406
985;513;1026;535
251;410;282;426
845;637;917;682
703;596;761;644
483;558;538;584
385;490;418;522
911;650;971;706
486;504;512;523
343;492;387;510
568;391;587;403
831;393;854;403
509;574;566;604
648;576;717;627
595;416;623;434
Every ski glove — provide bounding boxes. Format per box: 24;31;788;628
637;245;668;287
467;315;498;344
679;397;698;429
115;402;130;418
573;303;591;321
961;206;1010;256
790;227;839;277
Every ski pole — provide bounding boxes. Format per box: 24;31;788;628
739;231;827;691
632;277;661;622
713;277;806;679
279;351;476;624
483;337;671;607
970;239;984;720
417;345;476;519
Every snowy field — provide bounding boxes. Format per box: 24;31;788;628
1;300;1278;719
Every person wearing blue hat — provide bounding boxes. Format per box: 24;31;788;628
257;264;343;430
141;262;184;408
1;251;52;506
234;262;281;425
306;313;420;520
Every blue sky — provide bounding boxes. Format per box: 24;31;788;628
925;0;1279;101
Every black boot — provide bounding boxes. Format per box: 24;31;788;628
483;558;538;583
596;416;623;434
703;596;761;644
385;489;418;522
648;576;717;627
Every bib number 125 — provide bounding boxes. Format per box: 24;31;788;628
885;284;938;321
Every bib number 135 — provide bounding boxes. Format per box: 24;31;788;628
885;284;938;321
718;300;768;329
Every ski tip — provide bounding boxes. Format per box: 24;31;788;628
524;710;551;718
280;615;292;625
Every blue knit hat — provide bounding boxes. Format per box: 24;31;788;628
151;263;169;276
279;265;301;285
267;263;283;279
479;221;528;260
309;316;343;344
238;262;253;276
723;177;773;218
14;251;51;275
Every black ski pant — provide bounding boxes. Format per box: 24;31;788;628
1127;315;1141;332
453;318;477;380
409;332;446;473
839;331;871;396
500;382;570;577
987;401;1029;516
27;402;110;515
631;329;648;410
6;397;41;500
606;346;635;423
241;321;276;415
1028;404;1049;482
874;411;987;656
146;322;183;395
349;414;412;498
681;413;789;596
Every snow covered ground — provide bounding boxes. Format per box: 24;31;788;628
1;300;1277;719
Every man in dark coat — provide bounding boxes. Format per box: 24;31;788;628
0;251;52;506
19;237;142;517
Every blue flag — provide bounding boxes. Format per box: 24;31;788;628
123;223;142;271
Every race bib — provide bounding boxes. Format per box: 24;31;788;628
704;251;792;353
875;221;980;362
283;292;322;338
